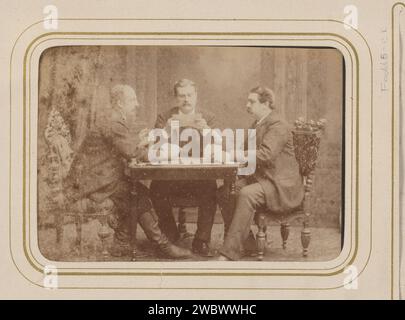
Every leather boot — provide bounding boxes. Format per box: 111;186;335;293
109;237;131;257
138;211;191;259
192;238;216;257
108;214;131;257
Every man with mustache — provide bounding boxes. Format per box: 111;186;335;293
150;79;218;257
217;86;304;261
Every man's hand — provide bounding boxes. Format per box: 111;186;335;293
128;158;138;167
194;118;210;130
138;128;149;138
167;114;210;130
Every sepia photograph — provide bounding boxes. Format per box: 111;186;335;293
37;45;344;263
0;0;402;301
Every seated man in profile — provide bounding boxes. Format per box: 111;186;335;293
217;86;304;261
62;84;191;259
150;79;218;257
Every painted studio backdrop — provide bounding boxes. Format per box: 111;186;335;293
37;46;344;260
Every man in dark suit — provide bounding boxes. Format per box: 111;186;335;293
63;84;191;259
150;79;218;257
217;86;304;261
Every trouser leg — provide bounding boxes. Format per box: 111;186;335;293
109;191;191;259
193;181;217;244
150;180;218;245
138;209;167;246
217;178;250;237
219;182;266;260
150;181;179;242
109;180;152;244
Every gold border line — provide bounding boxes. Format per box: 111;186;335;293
391;1;404;300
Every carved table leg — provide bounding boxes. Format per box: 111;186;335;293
229;179;236;228
256;213;266;261
222;179;236;240
280;222;290;250
130;182;139;261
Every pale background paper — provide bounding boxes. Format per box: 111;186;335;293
0;0;401;299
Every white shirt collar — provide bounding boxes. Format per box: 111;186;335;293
256;111;271;126
178;108;195;116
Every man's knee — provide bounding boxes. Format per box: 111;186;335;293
238;185;256;200
199;187;217;203
238;184;264;206
150;181;171;199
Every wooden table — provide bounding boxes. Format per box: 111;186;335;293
127;162;240;260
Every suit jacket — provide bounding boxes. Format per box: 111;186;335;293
251;111;304;213
64;109;147;203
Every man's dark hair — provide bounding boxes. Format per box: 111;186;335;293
250;86;276;110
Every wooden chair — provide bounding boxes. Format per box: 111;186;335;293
61;198;113;259
44;109;113;260
51;164;114;260
255;118;326;260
